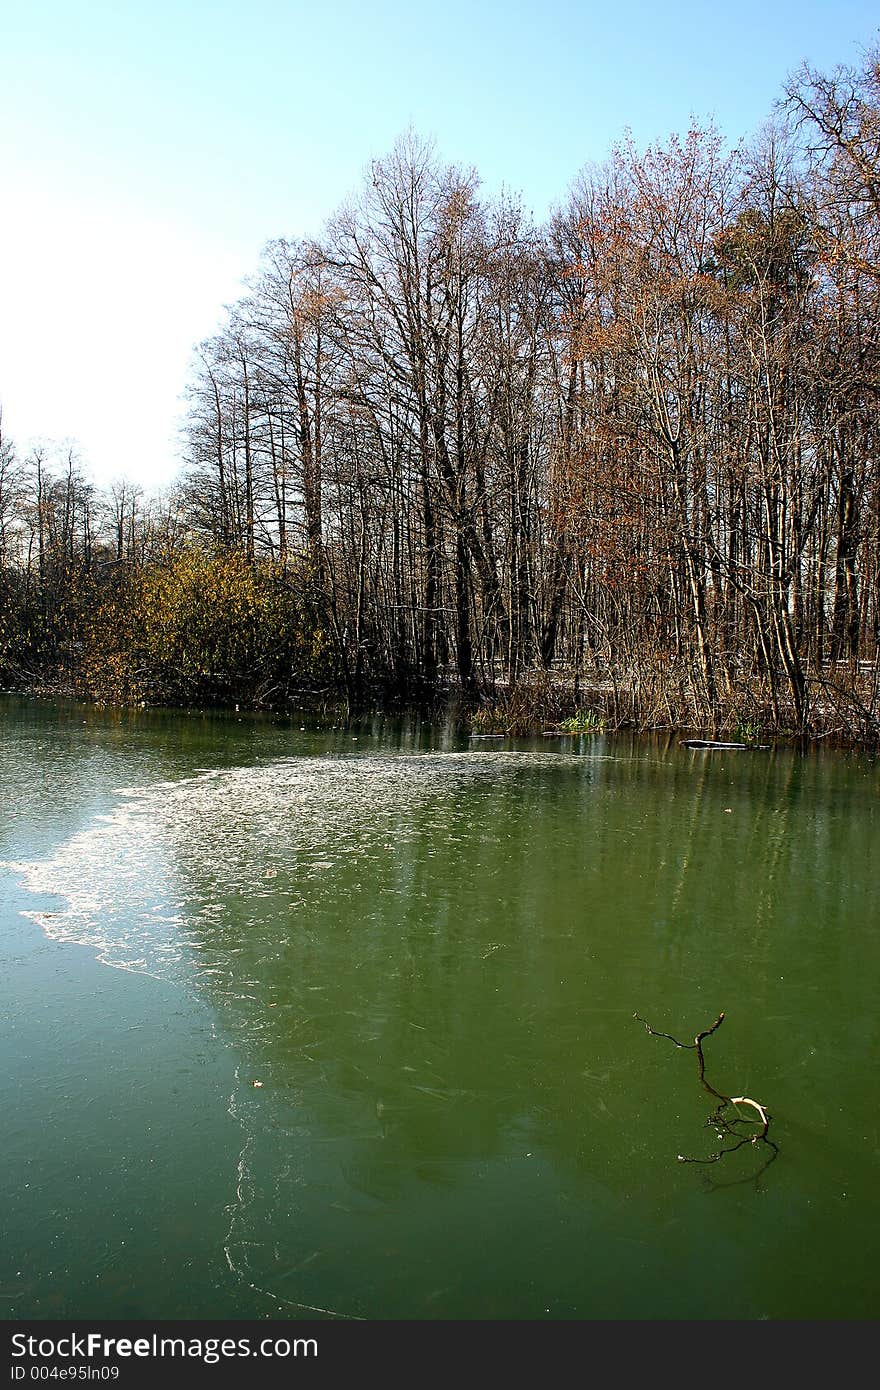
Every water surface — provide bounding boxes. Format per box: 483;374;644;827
1;697;878;1319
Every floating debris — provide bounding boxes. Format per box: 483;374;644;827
679;740;769;750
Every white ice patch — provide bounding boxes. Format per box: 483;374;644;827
11;750;594;983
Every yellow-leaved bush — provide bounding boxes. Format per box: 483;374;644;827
81;546;330;707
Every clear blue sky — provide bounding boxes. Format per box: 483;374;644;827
1;0;877;490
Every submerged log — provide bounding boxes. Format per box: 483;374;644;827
679;739;768;750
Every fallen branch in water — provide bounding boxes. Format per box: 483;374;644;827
634;1011;776;1167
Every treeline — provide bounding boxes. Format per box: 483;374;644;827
0;444;330;708
2;48;880;736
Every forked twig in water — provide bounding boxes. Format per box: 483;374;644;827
634;1011;777;1168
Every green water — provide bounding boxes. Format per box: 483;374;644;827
1;695;878;1320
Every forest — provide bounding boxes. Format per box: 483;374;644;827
1;48;879;739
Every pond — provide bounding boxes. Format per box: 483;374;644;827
1;696;878;1319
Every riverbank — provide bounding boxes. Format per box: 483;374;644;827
4;661;879;750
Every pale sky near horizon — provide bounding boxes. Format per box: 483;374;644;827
1;1;877;493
